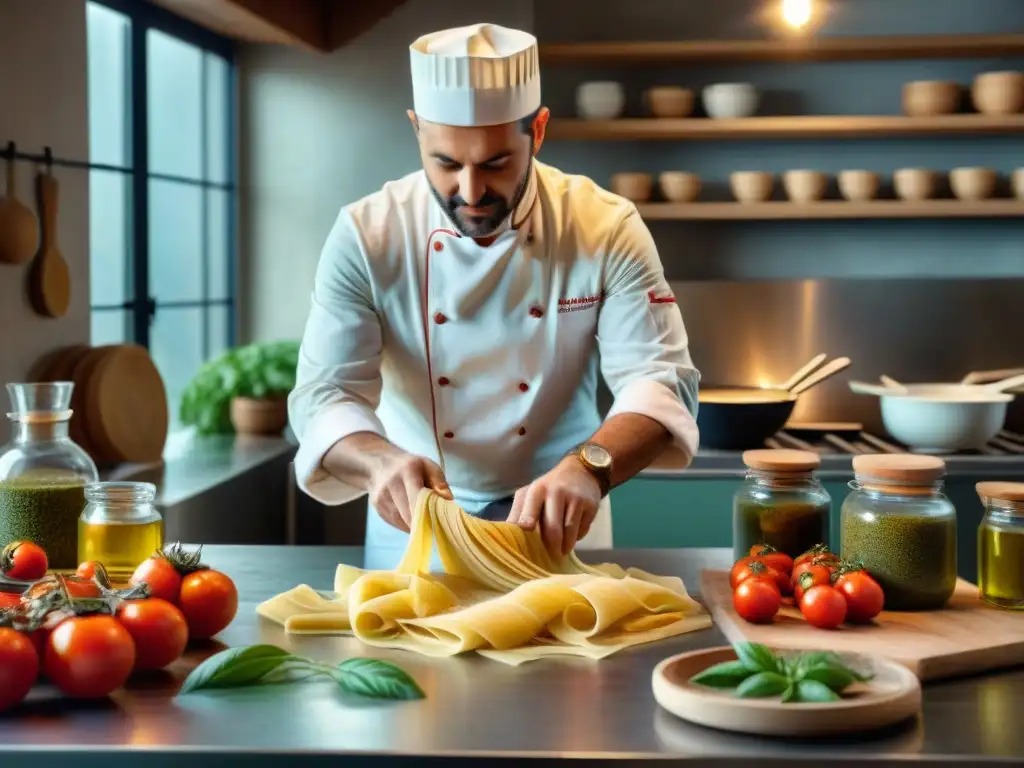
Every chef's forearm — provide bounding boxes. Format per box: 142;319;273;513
588;413;672;489
322;431;404;492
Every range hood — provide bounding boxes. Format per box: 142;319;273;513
149;0;409;52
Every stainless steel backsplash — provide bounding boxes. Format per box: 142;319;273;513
598;279;1024;435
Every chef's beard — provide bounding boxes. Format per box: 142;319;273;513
430;161;532;239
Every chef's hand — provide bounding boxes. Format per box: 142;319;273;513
368;449;452;532
507;457;601;557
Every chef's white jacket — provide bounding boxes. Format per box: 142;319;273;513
289;160;700;568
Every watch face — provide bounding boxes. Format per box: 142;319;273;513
581;443;612;469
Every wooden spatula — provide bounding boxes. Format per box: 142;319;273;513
28;163;70;318
0;142;39;265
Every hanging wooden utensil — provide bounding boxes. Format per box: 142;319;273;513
0;142;40;265
779;353;827;392
28;151;71;318
788;356;852;396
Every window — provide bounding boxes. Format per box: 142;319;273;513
86;0;235;425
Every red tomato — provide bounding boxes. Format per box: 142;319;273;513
793;544;839;569
1;541;48;581
130;557;183;604
732;559;790;596
791;556;839;587
178;570;238;639
836;570;885;623
733;578;781;624
799;585;847;630
793;564;833;602
44;616;135;698
63;577;102;599
0;592;22;610
117;599;188;671
76;561;104;580
747;545;794;576
0;628;38;712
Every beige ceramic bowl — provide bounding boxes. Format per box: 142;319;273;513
783;170;828;203
611;172;653;202
901;80;961;117
972;71;1024;115
730;171;774;203
1012;168;1024;200
645;86;695;118
893;168;937;201
838;170;880;201
658;172;701;202
950;167;997;201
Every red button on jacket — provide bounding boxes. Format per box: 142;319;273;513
438;377;450;387
529;306;544;318
433;311;447;324
518;382;529;393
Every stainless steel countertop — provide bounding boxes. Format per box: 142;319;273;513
3;546;1024;765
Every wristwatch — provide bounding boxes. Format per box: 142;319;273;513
565;442;613;498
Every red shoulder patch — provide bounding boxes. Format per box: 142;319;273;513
648;290;676;305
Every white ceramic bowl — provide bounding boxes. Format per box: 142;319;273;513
949;167;997;201
880;394;1010;453
783;170;828;203
576;81;625;120
702;83;760;119
1012;168;1024;200
838;170;880;201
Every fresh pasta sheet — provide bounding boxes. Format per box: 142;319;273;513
257;489;711;664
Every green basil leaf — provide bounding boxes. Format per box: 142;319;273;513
780;684;796;703
334;658;425;700
178;645;301;694
689;660;756;689
801;663;858;692
794;679;842;703
734;671;790;699
734;643;780;674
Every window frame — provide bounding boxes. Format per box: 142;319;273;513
88;0;237;355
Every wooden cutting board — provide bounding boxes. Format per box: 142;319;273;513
700;569;1024;682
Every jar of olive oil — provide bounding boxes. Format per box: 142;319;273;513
78;482;163;582
977;481;1024;610
841;454;957;611
732;449;831;561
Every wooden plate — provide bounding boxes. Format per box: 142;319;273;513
652;646;921;737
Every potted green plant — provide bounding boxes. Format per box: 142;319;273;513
179;340;300;436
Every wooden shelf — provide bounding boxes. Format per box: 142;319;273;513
539;33;1024;65
547;114;1024;141
635;200;1024;221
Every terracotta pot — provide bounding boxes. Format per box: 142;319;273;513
230;396;288;435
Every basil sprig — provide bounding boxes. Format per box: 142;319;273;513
690;643;871;704
178;644;425;701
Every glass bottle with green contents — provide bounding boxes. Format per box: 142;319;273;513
732;449;831;561
976;481;1024;611
0;382;99;570
841;454;957;611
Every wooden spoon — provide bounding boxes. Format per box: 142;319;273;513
879;375;908;393
780;353;827;392
28;161;70;318
789;356;852;396
981;373;1024;394
0;142;40;265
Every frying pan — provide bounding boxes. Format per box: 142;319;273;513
697;356;851;450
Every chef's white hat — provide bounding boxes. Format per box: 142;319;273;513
409;23;541;127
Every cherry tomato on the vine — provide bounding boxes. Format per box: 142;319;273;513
117;599;188;671
1;541;48;581
44;615;135;698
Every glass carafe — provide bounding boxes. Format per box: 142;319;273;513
0;382;99;569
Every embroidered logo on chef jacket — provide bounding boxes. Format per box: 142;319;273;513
558;294;603;314
647;290;676;305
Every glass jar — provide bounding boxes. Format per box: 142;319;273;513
976;481;1024;611
732;449;831;561
841;454;957;611
0;382;98;569
78;482;163;582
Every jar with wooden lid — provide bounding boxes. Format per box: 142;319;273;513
732;449;831;561
841;454;957;611
78;482;163;582
0;382;98;569
976;481;1024;610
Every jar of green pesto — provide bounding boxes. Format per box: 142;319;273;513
732;449;831;561
841;454;956;611
0;382;98;570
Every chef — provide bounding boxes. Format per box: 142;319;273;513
289;22;701;570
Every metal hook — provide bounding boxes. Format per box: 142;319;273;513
3;141;13;161
43;146;53;171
